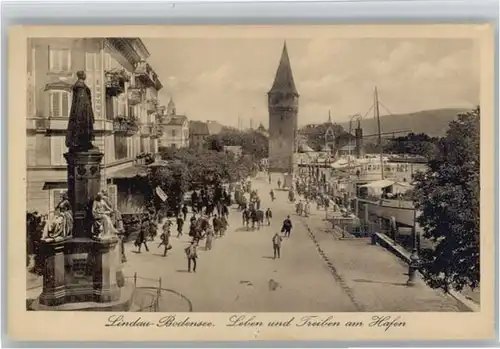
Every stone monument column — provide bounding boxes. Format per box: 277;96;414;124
65;151;104;238
36;71;130;310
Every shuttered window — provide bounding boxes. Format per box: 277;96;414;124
49;91;71;118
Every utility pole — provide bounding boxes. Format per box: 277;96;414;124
374;86;384;180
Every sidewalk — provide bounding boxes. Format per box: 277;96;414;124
297;206;470;312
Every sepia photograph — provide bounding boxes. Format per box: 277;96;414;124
8;24;494;342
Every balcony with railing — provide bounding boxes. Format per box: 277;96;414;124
113;116;139;136
26;117;114;133
134;61;163;90
140;123;151;137
146;99;158;114
127;88;142;106
105;69;130;97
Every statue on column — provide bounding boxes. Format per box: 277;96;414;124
66;70;97;152
92;192;119;239
42;192;73;241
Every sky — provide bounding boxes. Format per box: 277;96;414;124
142;37;479;128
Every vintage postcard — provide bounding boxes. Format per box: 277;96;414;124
8;24;495;342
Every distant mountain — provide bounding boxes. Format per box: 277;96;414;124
341;108;471;138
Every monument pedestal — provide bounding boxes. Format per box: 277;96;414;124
37;236;129;310
35;149;131;311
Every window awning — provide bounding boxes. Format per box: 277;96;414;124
359;179;395;189
42;180;67;190
109;166;148;179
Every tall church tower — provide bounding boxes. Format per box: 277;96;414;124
167;97;176;115
267;41;299;180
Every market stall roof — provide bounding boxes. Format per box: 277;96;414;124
359;179;395;189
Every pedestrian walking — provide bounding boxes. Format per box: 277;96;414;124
269;189;275;201
135;219;150;253
185;240;198;273
176;215;184;238
304;201;311;217
281;215;293;238
265;208;273;226
277;179;282;189
212;214;221;237
182;204;188;221
205;226;214;251
158;223;172;257
272;232;283;259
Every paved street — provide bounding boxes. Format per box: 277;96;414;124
121;172;468;312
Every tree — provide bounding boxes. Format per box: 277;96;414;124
143;161;190;212
205;130;269;159
412;107;480;292
384;132;440;159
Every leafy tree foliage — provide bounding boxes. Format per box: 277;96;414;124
412;107;480;292
384;132;440;159
157;147;255;188
205;130;269;159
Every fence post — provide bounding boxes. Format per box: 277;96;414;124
156;277;162;311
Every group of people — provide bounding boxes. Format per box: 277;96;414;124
190;186;231;218
132;200;232;273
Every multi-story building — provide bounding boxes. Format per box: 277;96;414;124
158;98;189;149
188;120;223;150
26;38;164;214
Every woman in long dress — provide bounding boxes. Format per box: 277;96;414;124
66;71;96;152
42;192;73;240
92;193;118;238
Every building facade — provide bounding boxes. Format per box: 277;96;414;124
267;42;299;177
189;121;210;150
26;38;163;214
158;98;189;148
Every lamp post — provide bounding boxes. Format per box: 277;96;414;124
407;206;420;286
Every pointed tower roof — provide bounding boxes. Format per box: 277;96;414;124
168;97;175;108
268;41;299;96
167;97;176;115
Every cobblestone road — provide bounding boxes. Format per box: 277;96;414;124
27;172;469;312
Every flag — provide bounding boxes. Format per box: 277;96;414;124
155;186;168;202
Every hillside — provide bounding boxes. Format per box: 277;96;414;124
339;108;470;138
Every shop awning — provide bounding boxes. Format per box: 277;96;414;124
359;179;395;189
109;166;148;179
42;180;67;190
